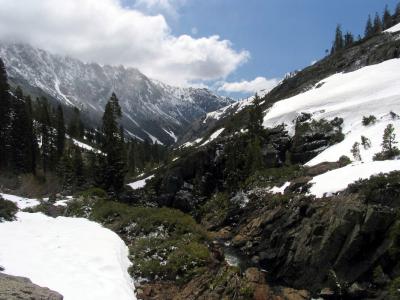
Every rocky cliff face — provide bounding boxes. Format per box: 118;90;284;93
0;43;233;145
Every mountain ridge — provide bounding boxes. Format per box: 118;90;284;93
0;42;234;145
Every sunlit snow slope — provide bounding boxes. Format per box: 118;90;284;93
0;196;136;300
263;58;400;166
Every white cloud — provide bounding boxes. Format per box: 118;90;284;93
134;0;186;17
218;77;280;94
0;0;249;86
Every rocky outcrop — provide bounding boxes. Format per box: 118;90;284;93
0;273;63;299
231;193;398;296
290;114;344;164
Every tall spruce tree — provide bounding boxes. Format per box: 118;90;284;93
383;5;393;30
373;13;383;34
365;15;374;38
101;93;126;195
248;93;263;137
344;32;354;48
25;95;37;174
395;3;400;25
55;104;66;160
10;87;36;173
0;58;11;170
332;25;344;53
37;97;55;173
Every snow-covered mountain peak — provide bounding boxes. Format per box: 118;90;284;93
0;42;233;145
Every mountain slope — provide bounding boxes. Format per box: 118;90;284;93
0;43;233;145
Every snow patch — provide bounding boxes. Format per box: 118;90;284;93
199;128;225;147
0;212;136;300
0;193;39;209
128;175;155;190
309;160;400;198
268;182;291;194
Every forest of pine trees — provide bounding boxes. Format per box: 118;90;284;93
330;2;400;55
0;57;168;198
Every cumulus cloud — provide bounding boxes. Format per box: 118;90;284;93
134;0;187;17
0;0;249;86
218;77;280;94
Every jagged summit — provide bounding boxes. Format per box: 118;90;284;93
0;42;233;145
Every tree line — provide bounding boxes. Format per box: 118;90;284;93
331;3;400;54
0;58;168;197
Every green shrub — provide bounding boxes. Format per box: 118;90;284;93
84;200;210;283
200;193;230;229
362;115;377;126
389;277;400;297
244;165;304;189
338;155;351;166
347;172;400;206
78;187;108;199
0;197;18;222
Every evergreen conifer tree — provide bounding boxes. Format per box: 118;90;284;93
373;13;383;34
332;25;344;53
55;104;66;160
9;87;36;173
344;32;354;48
101;93;126;195
248;93;263;137
365;15;374;38
383;5;393;29
381;124;399;156
0;58;11;170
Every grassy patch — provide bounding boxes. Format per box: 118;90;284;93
244;165;304;189
64;197;211;284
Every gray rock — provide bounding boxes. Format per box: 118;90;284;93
0;273;63;300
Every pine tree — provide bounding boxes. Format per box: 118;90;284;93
394;3;400;25
383;5;393;30
0;58;11;170
351;142;361;161
365;15;374;38
55;104;66;160
25;95;37;174
9;87;36;173
332;25;344;53
361;136;371;150
101;93;126;195
373;13;383;34
381;124;399;156
37;97;55;173
344;32;354;48
248;93;263;137
72;147;84;187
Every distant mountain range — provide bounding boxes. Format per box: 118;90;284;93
0;43;234;145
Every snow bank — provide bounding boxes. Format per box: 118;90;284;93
309;160;400;198
1;193;40;209
0;212;136;300
72;139;102;154
200;128;225;147
269;182;290;194
385;22;400;33
128;175;155;190
262;58;400;165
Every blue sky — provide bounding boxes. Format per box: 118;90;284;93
129;0;400;97
3;0;399;98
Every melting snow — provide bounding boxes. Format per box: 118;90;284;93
309;160;400;198
261;58;400;165
1;193;39;209
199;128;225;147
268;182;291;194
128;175;155;190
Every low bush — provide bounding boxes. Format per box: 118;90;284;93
362;115;377;126
0;197;18;222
